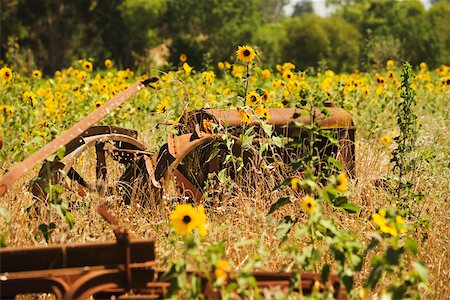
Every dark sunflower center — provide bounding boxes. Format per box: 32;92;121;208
183;215;191;224
307;202;312;208
243;49;251;57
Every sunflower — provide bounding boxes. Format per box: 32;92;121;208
180;53;187;63
236;45;256;63
255;105;270;120
380;135;391;145
282;62;296;72
23;91;36;106
238;108;251;124
215;260;231;281
245;91;259;106
197;204;207;236
78;71;87;81
386;60;394;69
291;177;299;191
183;62;192;75
372;210;397;237
301;196;316;213
170;203;206;236
217;61;225;70
261;69;270;78
283;71;294;81
104;59;113;69
32;70;42;79
156;97;169;113
387;71;395;79
336;172;348;191
203;71;215;86
419;62;427;70
0;67;13;83
3;105;13;117
231;65;244;78
83;61;93;72
260;90;269;102
94;100;104;109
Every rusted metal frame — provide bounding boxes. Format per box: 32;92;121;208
97;203;133;290
61;133;148;168
151;269;346;299
162;133;216;201
203;106;354;129
57;133;148;191
64;126;140;156
0;277;69;299
161;131;261;202
0;77;158;197
251;271;345;299
0;242;155;273
172;169;204;203
144;154;162;188
63;267;157;300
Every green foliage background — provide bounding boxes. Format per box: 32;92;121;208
1;0;449;73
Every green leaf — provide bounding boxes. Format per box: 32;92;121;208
342;275;354;293
65;212;76;229
268;196;291;214
321;264;330;283
327;156;344;170
332;195;348;206
276;216;295;241
339;202;360;213
218;169;228;184
367;263;383;289
272;136;284;147
385;246;404;265
261;123;272;137
205;146;220;163
57;146;66;159
404;238;418;255
240;131;255;150
413;261;428;282
0;207;10;223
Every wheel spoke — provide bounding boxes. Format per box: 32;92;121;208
95;141;107;194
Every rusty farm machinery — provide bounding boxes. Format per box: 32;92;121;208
0;77;355;299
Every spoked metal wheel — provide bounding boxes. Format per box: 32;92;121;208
31;126;158;206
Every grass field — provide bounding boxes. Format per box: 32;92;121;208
0;55;449;299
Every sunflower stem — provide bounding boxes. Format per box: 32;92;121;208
243;63;250;105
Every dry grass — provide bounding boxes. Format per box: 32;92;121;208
1;112;449;299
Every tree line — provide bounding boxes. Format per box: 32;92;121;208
1;0;449;74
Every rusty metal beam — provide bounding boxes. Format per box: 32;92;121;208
0;77;158;197
0;240;155;273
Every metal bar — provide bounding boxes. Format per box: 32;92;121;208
95;141;107;194
0;77;158;197
173;169;204;203
0;240;155;273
